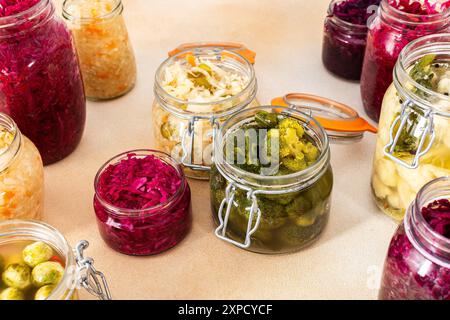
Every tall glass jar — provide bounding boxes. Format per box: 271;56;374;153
0;220;111;300
379;177;450;300
0;113;44;221
62;0;137;100
322;0;377;81
360;0;450;122
93;150;192;256
153;43;259;180
371;34;450;221
211;106;333;254
0;0;86;165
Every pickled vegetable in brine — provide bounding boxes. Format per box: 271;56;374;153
0;240;65;300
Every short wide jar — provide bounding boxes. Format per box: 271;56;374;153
94;150;192;256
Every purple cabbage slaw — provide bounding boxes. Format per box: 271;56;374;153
0;0;40;17
332;0;381;25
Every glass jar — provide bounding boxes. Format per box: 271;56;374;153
0;113;44;221
322;0;378;81
360;0;450;122
379;177;450;300
62;0;137;100
0;0;86;165
371;34;450;221
0;220;111;300
153;43;259;180
93;150;192;256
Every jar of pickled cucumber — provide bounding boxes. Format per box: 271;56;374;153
152;42;259;180
372;34;450;221
0;220;111;300
211;100;376;254
62;0;137;100
0;113;44;221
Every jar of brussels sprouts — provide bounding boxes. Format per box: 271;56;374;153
153;42;259;180
211;100;376;254
0;220;111;300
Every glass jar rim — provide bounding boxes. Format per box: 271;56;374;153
0;219;75;300
0;113;22;173
62;0;123;22
381;0;450;25
395;33;450;116
94;149;187;217
214;106;331;191
154;47;257;119
327;0;371;30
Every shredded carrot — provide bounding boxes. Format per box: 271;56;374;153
186;54;196;67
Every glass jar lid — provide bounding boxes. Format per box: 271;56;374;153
271;93;377;143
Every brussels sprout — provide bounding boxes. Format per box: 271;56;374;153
32;261;64;287
34;285;55;300
2;263;31;289
22;241;53;268
0;287;25;300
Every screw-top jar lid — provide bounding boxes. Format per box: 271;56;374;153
271;93;377;143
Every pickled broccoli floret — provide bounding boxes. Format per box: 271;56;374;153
2;263;32;290
286;196;312;217
32;262;64;287
22;241;53;268
0;287;25;300
34;285;55;300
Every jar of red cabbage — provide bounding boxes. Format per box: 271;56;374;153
94;150;192;256
322;0;380;81
0;0;86;165
360;0;450;122
379;177;450;300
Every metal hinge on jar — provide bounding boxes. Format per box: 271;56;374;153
75;241;112;300
384;101;436;169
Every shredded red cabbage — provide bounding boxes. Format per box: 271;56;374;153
0;0;86;165
0;0;40;17
332;0;381;25
360;0;450;121
379;199;450;300
94;153;192;256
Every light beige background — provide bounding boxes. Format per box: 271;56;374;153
48;0;399;300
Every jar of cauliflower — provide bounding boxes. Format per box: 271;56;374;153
0;113;44;220
153;43;259;180
372;34;450;221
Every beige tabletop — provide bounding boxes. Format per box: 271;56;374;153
47;0;399;300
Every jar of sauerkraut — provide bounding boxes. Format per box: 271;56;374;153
360;0;450;122
0;0;86;165
0;113;44;221
372;34;450;221
0;220;111;300
153;43;259;180
62;0;137;100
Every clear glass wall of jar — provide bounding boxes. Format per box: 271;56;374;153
360;0;450;122
322;0;374;81
153;44;259;180
0;0;86;165
379;177;450;300
93;150;192;256
211;106;333;254
62;0;137;100
0;220;111;300
371;34;450;221
0;113;44;221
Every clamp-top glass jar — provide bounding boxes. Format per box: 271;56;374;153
360;0;450;122
0;220;111;300
0;0;86;165
371;34;450;221
379;177;450;300
62;0;137;100
152;42;259;180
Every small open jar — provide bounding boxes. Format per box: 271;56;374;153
0;220;111;300
93;150;192;256
152;42;259;180
379;177;450;300
211;100;375;254
0;113;44;221
63;0;137;100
